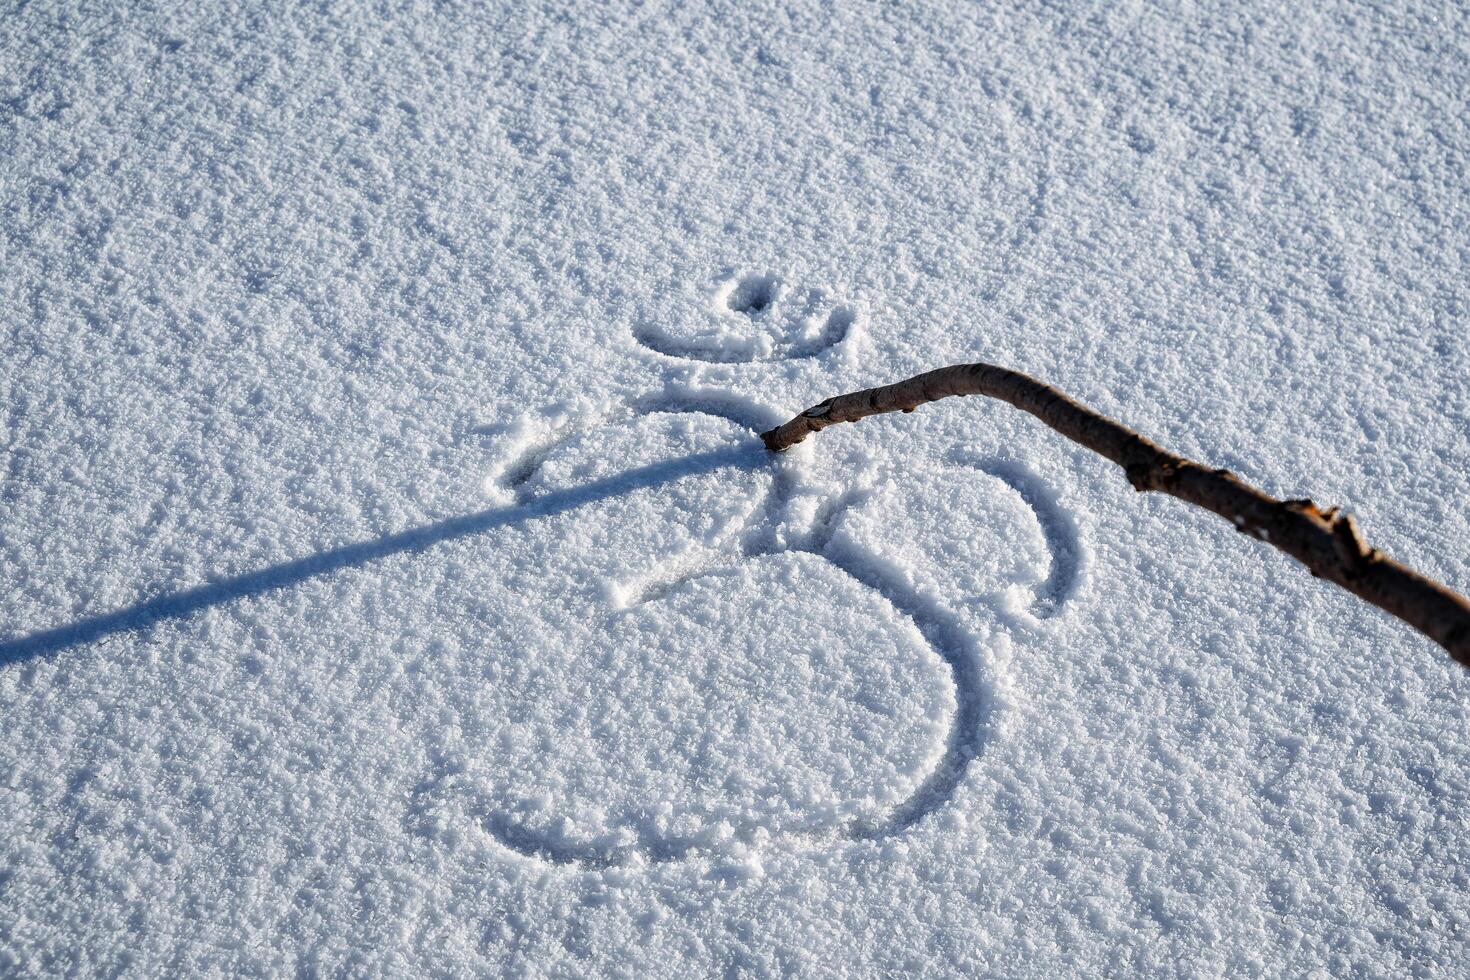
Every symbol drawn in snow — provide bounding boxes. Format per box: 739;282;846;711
724;272;778;315
632;272;857;363
419;393;1085;870
963;456;1086;619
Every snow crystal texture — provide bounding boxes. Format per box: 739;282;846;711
2;0;1468;975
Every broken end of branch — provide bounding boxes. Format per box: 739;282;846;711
761;401;835;452
759;427;792;452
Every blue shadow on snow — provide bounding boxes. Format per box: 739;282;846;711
1;443;763;667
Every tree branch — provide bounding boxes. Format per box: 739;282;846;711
760;363;1470;667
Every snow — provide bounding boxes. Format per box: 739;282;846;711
2;0;1469;974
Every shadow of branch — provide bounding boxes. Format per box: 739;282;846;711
2;442;765;666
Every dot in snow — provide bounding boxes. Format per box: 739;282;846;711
725;274;779;316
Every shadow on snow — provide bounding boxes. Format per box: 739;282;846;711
0;443;761;666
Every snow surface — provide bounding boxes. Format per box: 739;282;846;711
3;0;1469;974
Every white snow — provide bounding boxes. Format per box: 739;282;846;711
3;0;1469;975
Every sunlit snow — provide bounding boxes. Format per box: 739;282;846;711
3;1;1468;974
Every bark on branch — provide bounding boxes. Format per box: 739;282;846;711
760;363;1470;667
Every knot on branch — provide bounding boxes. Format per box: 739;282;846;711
1331;512;1375;578
1283;498;1336;522
1284;501;1376;577
1125;459;1178;492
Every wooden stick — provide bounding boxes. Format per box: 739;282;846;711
761;363;1470;666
